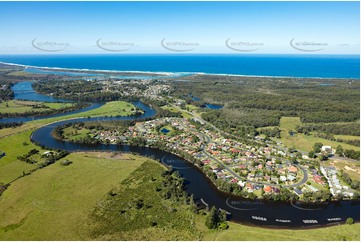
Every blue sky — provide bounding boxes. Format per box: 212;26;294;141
0;1;359;54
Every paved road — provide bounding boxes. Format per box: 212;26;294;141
201;133;242;180
201;132;308;188
329;155;359;163
283;165;308;188
172;103;309;188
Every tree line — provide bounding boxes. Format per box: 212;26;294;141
170;77;359;136
0;122;23;130
0;81;14;101
0;102;89;118
296;122;360;136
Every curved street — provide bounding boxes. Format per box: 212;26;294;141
200;129;308;188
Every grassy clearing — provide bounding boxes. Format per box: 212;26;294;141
334;135;360;141
257;126;277;131
0;100;73;114
0;130;46;183
81;101;137;117
0;152;146;240
186;104;199;112
162;105;192;119
0;150;359;240
0;101;137;184
62;126;94;141
277;117;359;152
0;101;137;138
280;117;301;131
203;221;360;241
307;179;327;191
323;159;360;181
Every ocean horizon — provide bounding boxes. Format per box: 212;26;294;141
0;54;359;79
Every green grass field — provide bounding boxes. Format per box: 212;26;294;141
0;101;137;138
0;150;359;240
277;117;359;152
0;152;147;240
203;221;360;241
62;126;94;141
81;101;137;117
186;104;199;112
0;100;74;114
0;101;138;184
0;130;46;183
0;107;360;240
257;126;277;131
323;159;360;181
334;135;360;141
162;105;193;119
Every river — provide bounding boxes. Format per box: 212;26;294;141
3;82;361;228
0;82;103;123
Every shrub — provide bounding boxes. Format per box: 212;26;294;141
218;222;229;230
346;217;354;225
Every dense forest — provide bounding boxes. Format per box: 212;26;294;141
169;76;360;137
297;122;360;136
33;80;105;101
33;79;141;102
31;75;359;140
0;81;14;101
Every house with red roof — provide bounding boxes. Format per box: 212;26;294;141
201;159;211;165
263;185;272;193
246;183;254;192
288;166;298;173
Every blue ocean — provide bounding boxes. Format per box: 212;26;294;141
0;54;359;78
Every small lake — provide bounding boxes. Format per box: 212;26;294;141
187;95;223;109
191;97;201;101
205;104;223;109
160;128;170;134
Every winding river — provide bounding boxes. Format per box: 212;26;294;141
0;82;103;123
3;82;360;228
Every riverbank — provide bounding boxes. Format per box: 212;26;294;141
2;99;355;229
30;117;360;228
0;100;88;118
0;73;359;233
0;151;359;240
204;221;360;241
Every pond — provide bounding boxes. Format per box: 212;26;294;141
160;128;170;134
205;104;223;109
